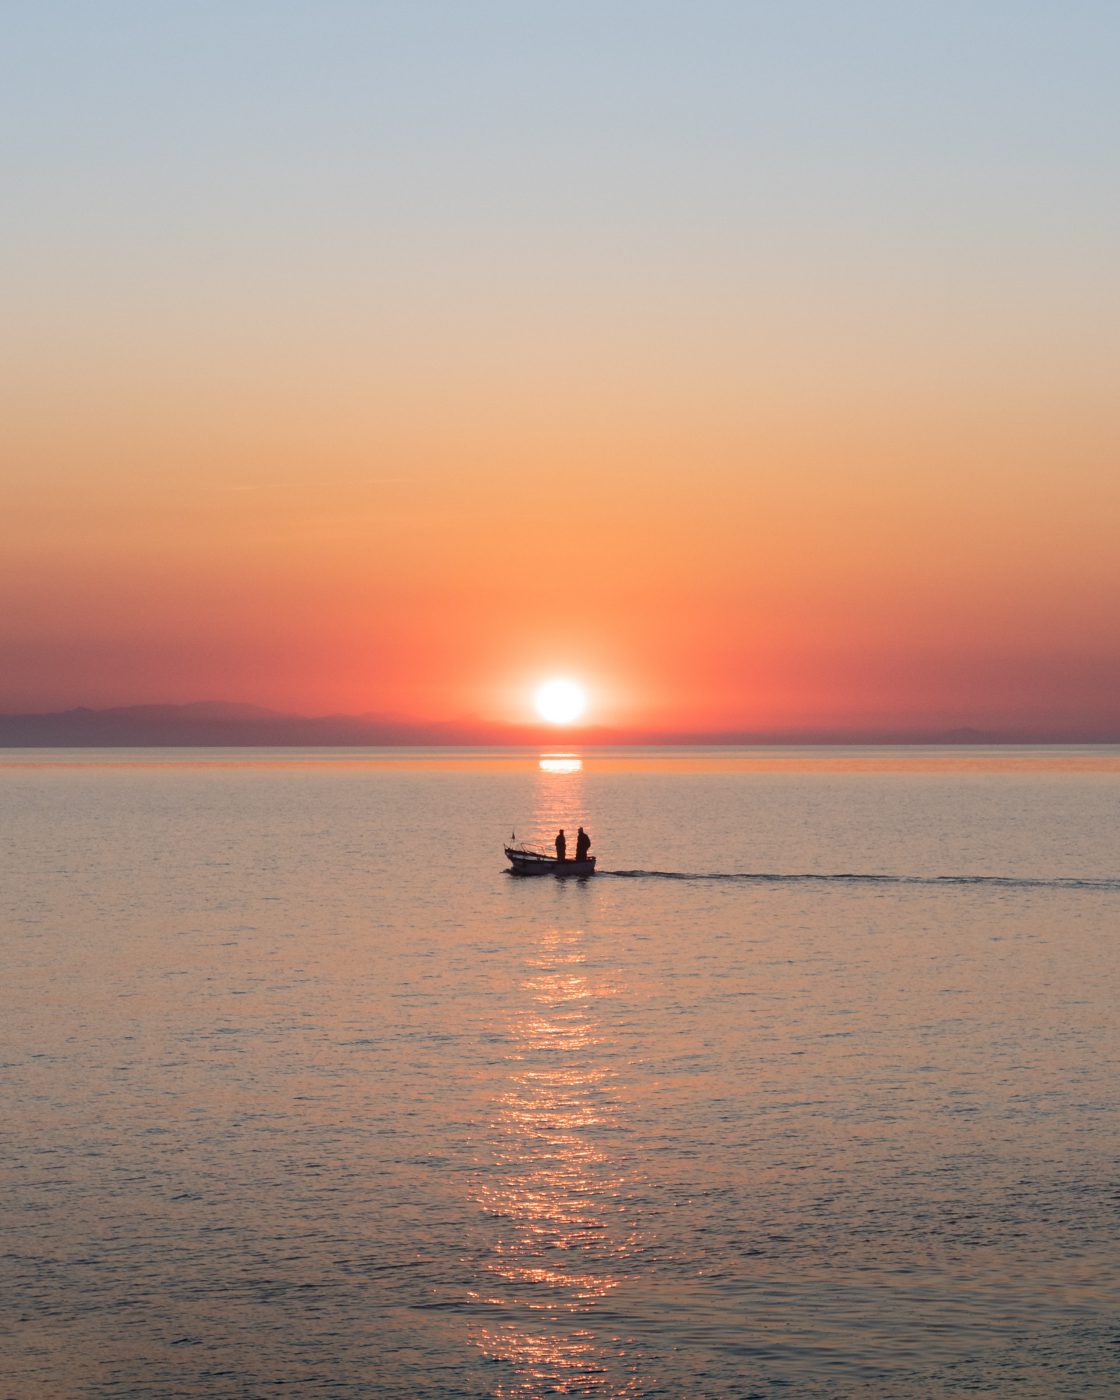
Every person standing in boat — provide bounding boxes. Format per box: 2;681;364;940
575;827;591;862
555;829;567;862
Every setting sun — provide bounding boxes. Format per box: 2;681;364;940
534;678;587;725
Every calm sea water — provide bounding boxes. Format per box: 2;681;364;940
3;746;1119;1398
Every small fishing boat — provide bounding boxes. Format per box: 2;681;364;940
505;844;597;877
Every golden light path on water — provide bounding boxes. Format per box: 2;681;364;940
471;752;645;1392
468;923;644;1396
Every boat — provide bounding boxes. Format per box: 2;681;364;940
505;844;597;877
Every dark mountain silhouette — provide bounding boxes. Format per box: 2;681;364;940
0;703;1115;746
0;702;468;747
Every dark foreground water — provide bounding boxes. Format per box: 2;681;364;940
3;747;1119;1397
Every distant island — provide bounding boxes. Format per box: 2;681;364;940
0;703;1115;747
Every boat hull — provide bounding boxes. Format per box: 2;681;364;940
505;846;596;877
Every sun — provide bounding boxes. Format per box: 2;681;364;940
534;677;587;725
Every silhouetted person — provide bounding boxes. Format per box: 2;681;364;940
575;827;591;862
555;829;567;861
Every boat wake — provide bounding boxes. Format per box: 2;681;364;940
599;869;1120;891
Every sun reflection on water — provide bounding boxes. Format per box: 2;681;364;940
525;755;589;855
469;928;643;1396
539;755;584;775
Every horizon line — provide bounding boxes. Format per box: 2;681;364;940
0;701;1118;747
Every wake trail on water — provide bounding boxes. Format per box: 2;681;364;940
598;869;1120;891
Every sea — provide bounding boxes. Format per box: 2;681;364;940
3;746;1118;1399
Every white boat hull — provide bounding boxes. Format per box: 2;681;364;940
505;846;596;877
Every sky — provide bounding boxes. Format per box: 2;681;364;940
3;2;1118;737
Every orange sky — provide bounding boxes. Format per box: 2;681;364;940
3;7;1118;738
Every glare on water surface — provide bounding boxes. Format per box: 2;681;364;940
469;927;642;1396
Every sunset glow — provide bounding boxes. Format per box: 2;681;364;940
2;7;1117;741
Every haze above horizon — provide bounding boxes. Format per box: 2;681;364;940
1;699;1117;749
